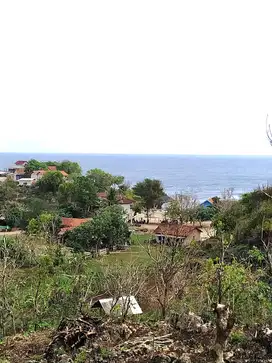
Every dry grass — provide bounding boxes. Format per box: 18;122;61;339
0;329;53;363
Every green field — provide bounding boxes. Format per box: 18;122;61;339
130;232;153;244
97;233;154;266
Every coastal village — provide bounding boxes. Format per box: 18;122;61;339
2;158;271;363
0;159;215;243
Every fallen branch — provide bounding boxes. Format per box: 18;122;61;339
117;333;173;350
44;316;101;361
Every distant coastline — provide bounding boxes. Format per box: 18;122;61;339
1;153;272;200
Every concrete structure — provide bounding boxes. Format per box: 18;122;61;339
119;197;134;221
18;178;35;186
97;192;134;221
8;165;25;180
154;223;211;245
31;170;46;181
7;160;28;180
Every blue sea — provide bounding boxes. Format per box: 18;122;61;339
1;153;272;200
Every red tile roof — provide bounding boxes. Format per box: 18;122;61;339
15;160;27;165
48;166;57;171
61;217;90;228
97;192;134;205
32;169;68;177
58;218;90;236
154;224;201;237
33;170;47;175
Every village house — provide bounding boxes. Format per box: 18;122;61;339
153;223;211;246
8;165;25;180
97;192;134;220
14;160;28;167
18;178;35;187
31;168;68;181
7;160;28;181
200;197;217;208
58;217;90;237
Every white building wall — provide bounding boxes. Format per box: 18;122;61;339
18;178;34;186
120;204;133;221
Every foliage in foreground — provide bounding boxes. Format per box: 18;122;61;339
1;234;272;342
65;205;130;251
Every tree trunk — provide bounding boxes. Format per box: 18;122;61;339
161;305;166;319
266;250;272;276
146;209;149;224
213;304;234;363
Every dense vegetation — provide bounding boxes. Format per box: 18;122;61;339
1;159;272;362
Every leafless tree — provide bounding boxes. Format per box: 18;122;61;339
260;216;272;275
266;114;272;146
101;262;146;320
212;235;234;363
217;188;236;211
0;237;18;336
165;192;199;224
146;235;199;319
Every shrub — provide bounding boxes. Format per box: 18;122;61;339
0;236;38;267
229;330;247;344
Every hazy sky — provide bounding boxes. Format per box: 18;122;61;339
1;1;272;155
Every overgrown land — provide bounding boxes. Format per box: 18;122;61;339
1;159;272;362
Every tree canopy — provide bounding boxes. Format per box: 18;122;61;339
24;159;81;176
87;168;124;192
58;176;99;218
165;193;199;223
58;160;81;175
36;171;64;194
65;205;130;251
133;178;165;222
24;159;48;175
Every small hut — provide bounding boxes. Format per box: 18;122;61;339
90;295;142;317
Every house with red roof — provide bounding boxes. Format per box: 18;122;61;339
15;160;28;166
8;161;27;180
31;169;68;181
58;217;90;236
153;223;209;245
47;165;57;171
97;192;134;220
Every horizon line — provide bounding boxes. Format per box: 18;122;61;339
0;151;271;157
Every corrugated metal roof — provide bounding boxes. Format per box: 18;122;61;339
90;296;142;316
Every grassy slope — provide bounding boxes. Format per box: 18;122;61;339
99;233;153;265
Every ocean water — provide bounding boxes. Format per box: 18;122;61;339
1;153;272;200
